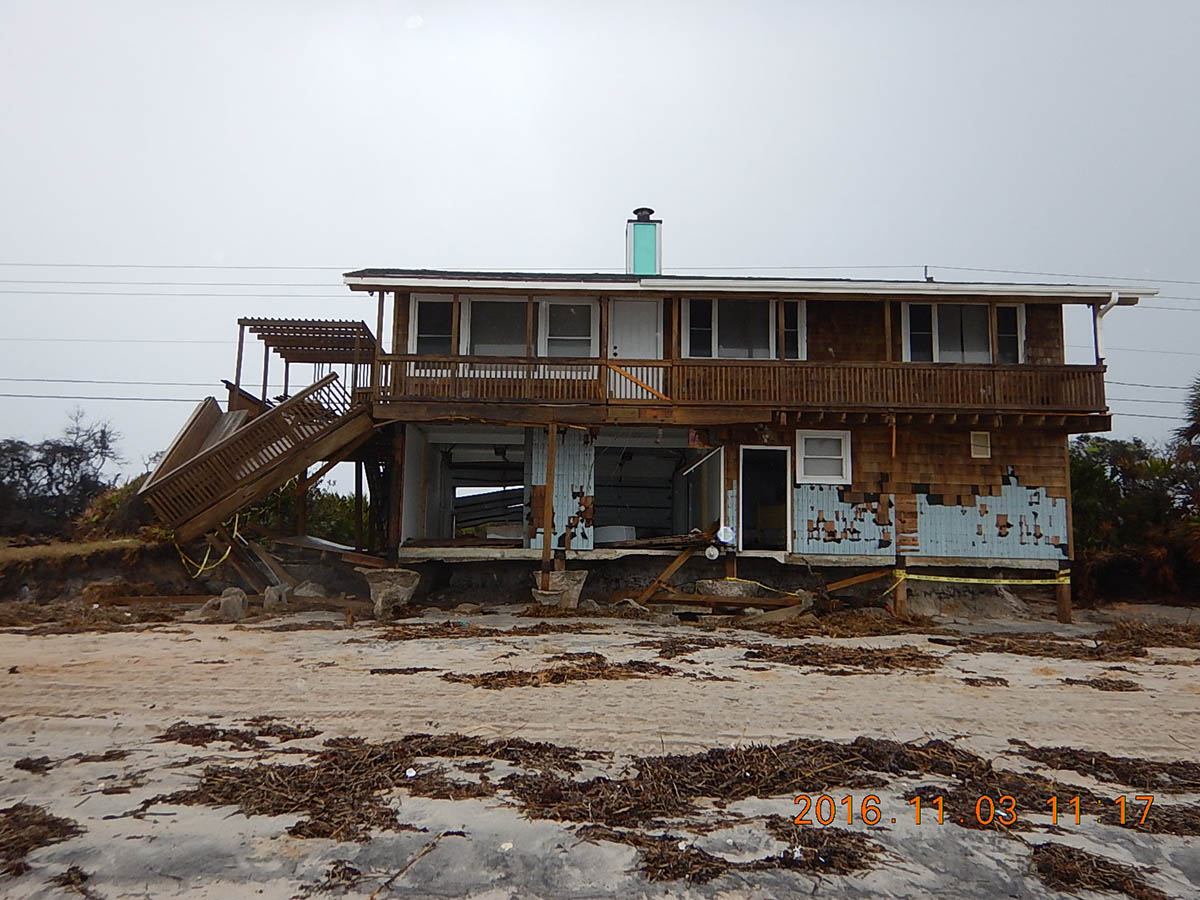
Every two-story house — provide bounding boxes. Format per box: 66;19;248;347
140;210;1153;614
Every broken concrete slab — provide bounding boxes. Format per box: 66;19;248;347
354;568;420;621
529;570;588;608
263;584;292;614
740;598;817;625
218;587;247;622
293;581;328;599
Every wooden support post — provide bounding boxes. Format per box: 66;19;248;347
1056;561;1072;624
295;468;308;536
525;296;534;358
540;423;558;590
283;361;290;396
884;301;893;362
373;290;385;392
988;301;999;363
776;298;786;360
260;342;270;402
451;295;461;355
635;546;697;604
354;461;364;551
234;322;246;398
724;551;737;579
892;558;908;617
386;425;405;555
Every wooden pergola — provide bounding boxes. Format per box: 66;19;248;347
233;318;377;401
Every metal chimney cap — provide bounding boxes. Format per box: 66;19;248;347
631;207;656;221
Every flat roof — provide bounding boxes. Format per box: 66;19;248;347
342;268;1153;304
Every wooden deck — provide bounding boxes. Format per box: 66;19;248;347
371;356;1107;414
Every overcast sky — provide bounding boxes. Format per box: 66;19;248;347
1;0;1197;485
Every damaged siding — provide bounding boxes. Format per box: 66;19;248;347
792;485;894;556
527;428;595;551
911;480;1068;559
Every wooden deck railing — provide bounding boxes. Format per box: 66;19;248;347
371;355;1107;413
142;374;359;527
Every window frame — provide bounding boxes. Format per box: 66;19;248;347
408;293;455;355
901;302;1024;364
794;429;852;485
995;303;1026;365
459;295;531;358
537;298;600;359
682;298;798;359
969;431;992;459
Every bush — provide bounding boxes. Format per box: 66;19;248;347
243;478;368;546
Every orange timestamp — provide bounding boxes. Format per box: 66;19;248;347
793;793;1155;827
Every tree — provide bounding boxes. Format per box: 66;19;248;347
1177;373;1200;444
0;410;123;535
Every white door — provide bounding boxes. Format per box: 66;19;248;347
608;300;663;399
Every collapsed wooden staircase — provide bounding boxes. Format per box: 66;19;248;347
139;373;373;542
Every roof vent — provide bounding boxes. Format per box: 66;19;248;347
625;207;661;275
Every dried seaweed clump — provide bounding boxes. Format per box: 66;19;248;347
1010;740;1200;792
1096;620;1200;650
935;633;1148;662
48;866;103;899
744;609;940;639
575;816;882;884
743;642;941;672
442;657;678;689
0;803;83;877
516;602;655;621
155;719;320;750
633;636;740;659
963;676;1009;687
1061;677;1142;692
1031;842;1172;900
148;732;604;841
381;621;599;642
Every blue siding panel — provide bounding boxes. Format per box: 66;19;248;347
529;428;595;551
792;485;895;556
913;481;1068;559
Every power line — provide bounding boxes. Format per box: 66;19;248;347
0;290;351;298
1137;305;1200;312
1107;397;1184;406
1106;380;1190;390
1068;344;1200;357
0;279;339;287
933;265;1200;286
0;262;352;271
1110;411;1188;421
0;393;204;402
0;337;231;344
0;377;283;388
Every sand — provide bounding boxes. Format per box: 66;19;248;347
1;607;1198;898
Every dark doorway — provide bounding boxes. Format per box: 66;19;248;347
740;447;789;550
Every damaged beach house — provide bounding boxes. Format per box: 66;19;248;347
137;209;1153;620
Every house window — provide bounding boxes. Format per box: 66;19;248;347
467;298;528;356
795;429;851;484
970;431;992;459
686;298;714;357
541;301;596;358
411;294;454;355
684;299;776;359
996;305;1023;364
783;300;805;360
904;303;1000;363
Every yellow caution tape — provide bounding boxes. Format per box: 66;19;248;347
894;569;1070;586
715;576;813;599
175;514;240;579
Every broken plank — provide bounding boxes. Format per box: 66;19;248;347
824;568;893;593
634;546;697;604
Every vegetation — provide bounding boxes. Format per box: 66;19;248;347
1069;376;1200;601
242;477;368;547
0;412;123;535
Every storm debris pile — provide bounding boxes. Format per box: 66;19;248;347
155;719;320;750
632;636;741;659
962;676;1010;687
516;603;655;621
932;633;1148;662
0;803;83;877
743;609;940;639
149;732;604;841
0;598;177;634
380;621;600;642
1031;842;1172;900
441;657;680;690
1061;677;1142;691
1095;620;1200;650
1009;741;1200;792
742;642;942;672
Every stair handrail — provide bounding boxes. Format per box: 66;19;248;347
143;373;352;496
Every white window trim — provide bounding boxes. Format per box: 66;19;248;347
537;298;600;358
737;445;793;553
902;302;1025;364
795;429;852;485
682;298;795;359
995;303;1026;364
782;299;807;361
408;294;455;355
